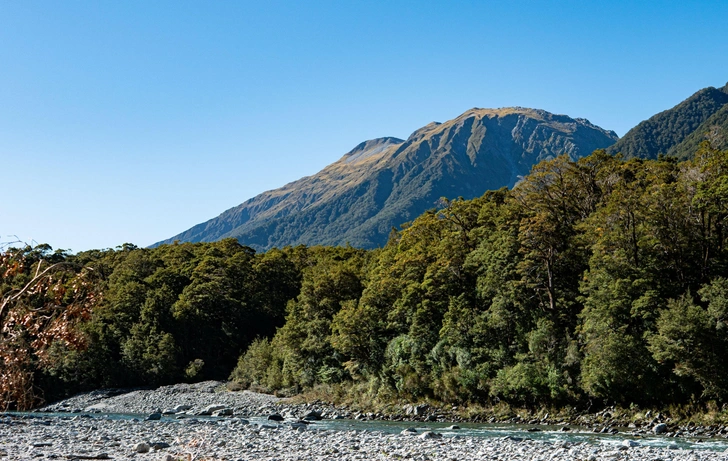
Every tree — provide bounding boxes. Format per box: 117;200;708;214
0;245;99;410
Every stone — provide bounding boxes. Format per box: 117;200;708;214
151;442;171;450
267;413;284;422
133;442;150;453
418;431;442;440
622;440;640;448
212;408;234;417
303;410;322;421
144;412;162;421
653;423;668;434
447;425;460;430
200;404;227;415
172;404;192;413
400;428;417;435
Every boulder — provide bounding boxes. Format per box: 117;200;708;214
267;413;284;422
303;410;322;421
212;408;234;417
144;413;162;421
622;440;640;448
419;431;442;440
133;442;150;453
653;423;668;435
172;404;192;413
199;404;226;415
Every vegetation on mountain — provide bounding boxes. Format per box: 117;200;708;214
156;108;617;251
5;141;728;416
607;83;728;160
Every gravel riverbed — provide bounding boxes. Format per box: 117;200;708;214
3;413;727;461
0;382;726;460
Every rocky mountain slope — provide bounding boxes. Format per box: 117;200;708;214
155;107;618;250
607;83;728;159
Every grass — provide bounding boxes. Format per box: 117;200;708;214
274;381;728;428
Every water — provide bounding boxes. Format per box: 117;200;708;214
5;411;728;452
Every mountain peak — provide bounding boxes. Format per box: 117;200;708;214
155;106;617;251
405;122;442;143
340;137;403;164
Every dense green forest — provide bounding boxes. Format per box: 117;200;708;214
3;142;728;413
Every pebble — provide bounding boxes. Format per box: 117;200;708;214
0;414;725;461
0;384;720;460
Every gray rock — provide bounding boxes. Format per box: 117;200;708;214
212;408;234;417
144;412;162;421
419;431;442;440
199;404;227;415
151;441;171;450
303;410;321;421
267;413;284;422
133;442;150;453
622;440;640;448
654;423;668;434
414;404;428;416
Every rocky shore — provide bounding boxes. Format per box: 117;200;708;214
0;382;725;460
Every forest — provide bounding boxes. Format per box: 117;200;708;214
3;142;728;414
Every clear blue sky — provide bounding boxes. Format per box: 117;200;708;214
2;1;727;252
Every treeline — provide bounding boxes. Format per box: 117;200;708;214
3;142;728;411
233;143;728;408
0;239;316;409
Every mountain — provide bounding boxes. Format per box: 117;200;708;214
155;107;618;251
607;83;728;159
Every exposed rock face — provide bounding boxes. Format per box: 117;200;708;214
155;107;617;251
607;83;728;160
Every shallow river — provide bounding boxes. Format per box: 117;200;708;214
7;411;728;452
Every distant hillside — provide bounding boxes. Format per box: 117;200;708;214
607;83;728;159
155;107;618;251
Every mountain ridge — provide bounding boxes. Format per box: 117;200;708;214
155;107;618;250
607;83;728;159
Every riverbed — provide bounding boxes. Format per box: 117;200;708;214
1;382;726;460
